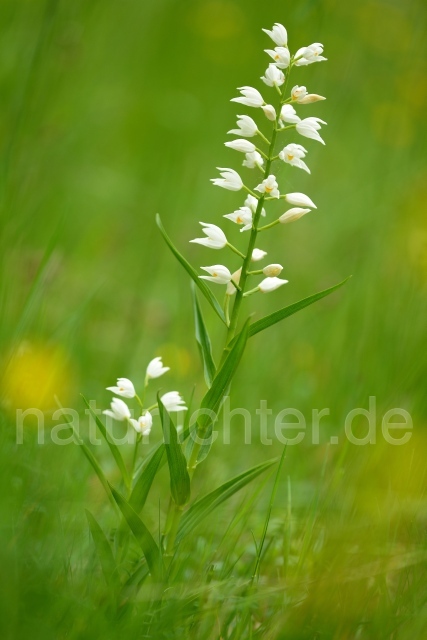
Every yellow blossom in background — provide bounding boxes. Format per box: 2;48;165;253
1;342;73;415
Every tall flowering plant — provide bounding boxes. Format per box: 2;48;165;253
73;22;347;607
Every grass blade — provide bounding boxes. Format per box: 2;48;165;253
191;282;216;387
82;394;130;488
109;484;164;581
55;400;119;516
248;277;351;339
158;394;191;506
85;509;119;593
156;214;227;325
176;457;277;543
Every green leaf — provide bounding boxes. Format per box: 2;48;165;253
199;319;250;431
129;444;165;513
85;510;119;593
109;484;163;581
158;394;191;506
55;400;119;516
176;458;277;543
249;277;351;339
191;282;216;387
81;395;130;488
156;214;227;325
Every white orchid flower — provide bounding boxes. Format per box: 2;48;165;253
224;139;256;153
130;411;153;436
261;64;285;87
231;86;265;108
228;115;258;137
262;104;277;121
199;265;232;285
106;377;135;398
262;23;288;47
296;117;327;144
103;398;131;421
243;151;264;169
161;391;187;412
291;85;308;102
146;357;169;380
294;43;327;66
255;174;280;199
190;222;227;250
280;104;301;124
224;206;253;228
265;46;290;69
279;143;310;173
210;167;244;191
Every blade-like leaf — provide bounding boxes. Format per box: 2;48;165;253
110;484;163;581
156;214;227;325
82;395;130;487
129;444;165;513
176;458;277;543
249;277;351;339
158;394;191;506
191;283;216;387
85;510;119;593
55;400;119;516
199;319;250;431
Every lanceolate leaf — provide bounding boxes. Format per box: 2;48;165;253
248;277;351;339
198;319;250;431
82;394;130;488
176;458;278;543
85;510;119;593
129;444;166;513
156;214;227;325
158;394;191;506
191;283;216;387
109;484;163;581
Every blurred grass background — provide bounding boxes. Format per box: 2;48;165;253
1;0;427;638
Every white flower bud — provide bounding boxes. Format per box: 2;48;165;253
297;94;326;104
280;104;300;124
262;104;277;121
224;139;256;153
262;264;283;277
251;248;267;262
259;277;288;293
285;192;316;209
279;208;311;224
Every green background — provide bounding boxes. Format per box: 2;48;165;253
1;0;426;638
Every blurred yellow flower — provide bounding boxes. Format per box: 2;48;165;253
1;342;73;415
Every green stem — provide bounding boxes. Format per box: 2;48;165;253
227;242;245;259
258;219;280;232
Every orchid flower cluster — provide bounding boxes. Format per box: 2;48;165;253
103;357;186;437
190;23;327;324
